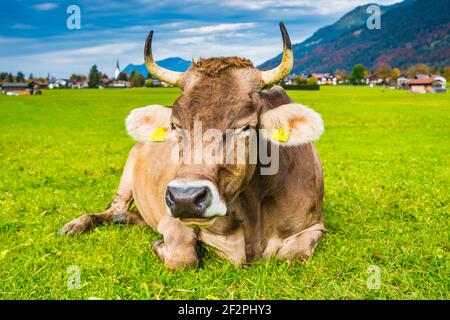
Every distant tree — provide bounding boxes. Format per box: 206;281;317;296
391;68;401;82
374;63;392;82
0;72;8;81
28;73;34;81
144;78;153;87
351;64;366;84
117;72;128;81
129;71;145;87
70;74;87;82
16;72;25;82
430;63;441;75
88;65;101;88
405;63;430;78
34;76;49;84
7;73;14;82
443;66;450;82
414;63;430;76
363;69;369;79
294;75;307;85
335;70;350;81
306;77;318;86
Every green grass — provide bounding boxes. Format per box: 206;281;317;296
0;86;448;300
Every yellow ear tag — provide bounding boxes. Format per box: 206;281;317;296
149;127;167;142
271;128;291;142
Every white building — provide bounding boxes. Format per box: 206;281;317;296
309;73;337;85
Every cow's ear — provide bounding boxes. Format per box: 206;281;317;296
126;105;173;143
260;103;324;146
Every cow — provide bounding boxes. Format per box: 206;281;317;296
59;22;326;269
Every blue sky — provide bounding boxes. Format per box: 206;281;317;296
0;0;402;78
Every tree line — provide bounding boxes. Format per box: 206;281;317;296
291;63;450;86
3;63;449;87
0;72;36;83
0;65;154;89
344;63;450;85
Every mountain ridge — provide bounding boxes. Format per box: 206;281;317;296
123;57;191;77
259;0;449;73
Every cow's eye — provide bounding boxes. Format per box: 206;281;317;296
242;124;252;132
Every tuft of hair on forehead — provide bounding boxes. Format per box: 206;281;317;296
191;57;254;76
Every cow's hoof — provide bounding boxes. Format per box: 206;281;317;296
58;215;95;236
152;239;198;269
152;239;165;252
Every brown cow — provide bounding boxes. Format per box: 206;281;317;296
59;23;325;269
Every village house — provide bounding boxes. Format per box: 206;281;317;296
365;74;385;86
407;78;433;93
151;79;172;87
282;74;298;85
48;79;73;89
107;79;131;88
1;82;41;95
431;75;447;91
396;75;409;89
309;73;337;85
407;77;446;94
100;77;131;88
72;81;88;89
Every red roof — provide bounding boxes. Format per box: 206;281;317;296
311;73;331;79
407;78;433;85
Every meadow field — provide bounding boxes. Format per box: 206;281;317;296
0;86;448;299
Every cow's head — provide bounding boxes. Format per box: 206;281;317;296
126;23;324;227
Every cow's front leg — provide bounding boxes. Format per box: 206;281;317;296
276;222;325;261
152;216;198;269
57;195;146;236
58;145;144;236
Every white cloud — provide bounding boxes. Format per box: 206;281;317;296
0;42;142;77
0;36;31;44
169;35;216;45
219;0;403;15
32;2;58;11
179;23;256;34
12;24;35;30
65;42;141;56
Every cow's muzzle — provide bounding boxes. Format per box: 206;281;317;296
166;185;211;217
165;180;227;227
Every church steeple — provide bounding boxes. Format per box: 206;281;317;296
114;60;121;79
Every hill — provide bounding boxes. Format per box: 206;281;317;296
259;0;450;73
123;57;191;77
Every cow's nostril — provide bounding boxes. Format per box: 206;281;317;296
165;188;176;209
194;188;211;210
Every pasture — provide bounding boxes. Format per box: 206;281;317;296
0;86;448;299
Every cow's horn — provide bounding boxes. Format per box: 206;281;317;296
260;22;294;86
144;31;183;86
